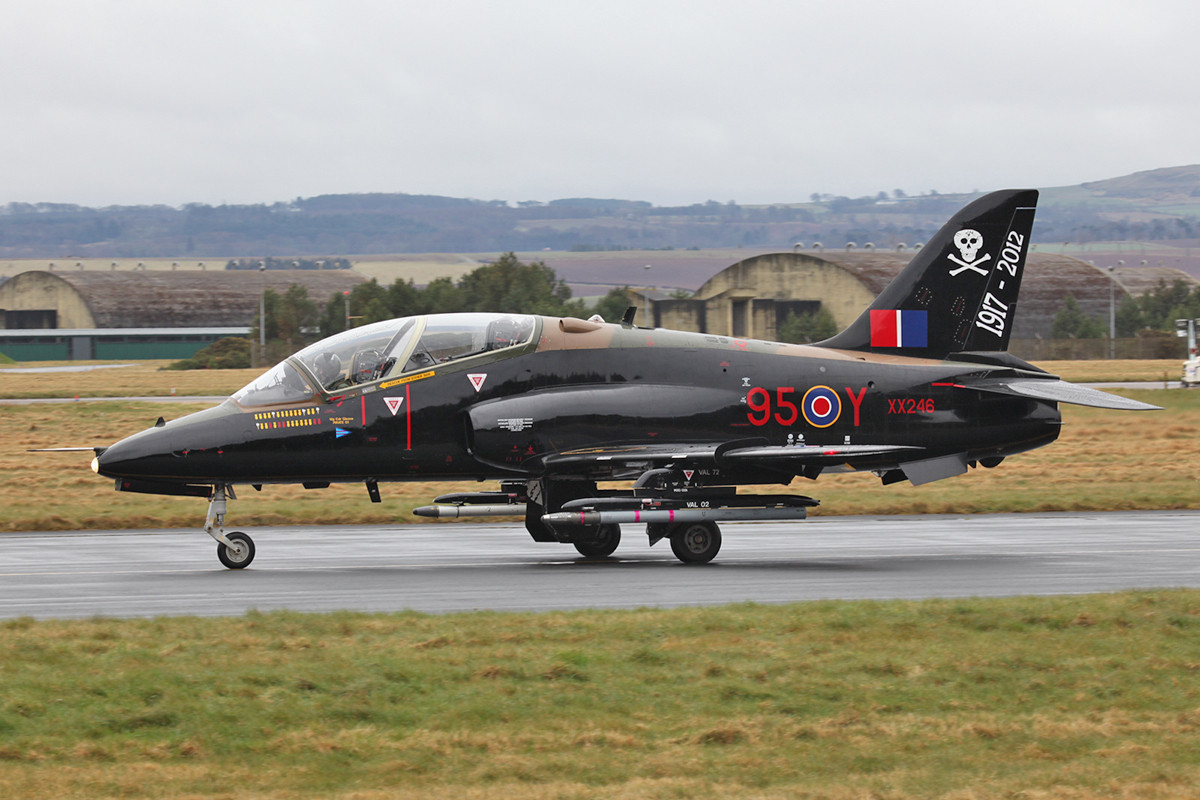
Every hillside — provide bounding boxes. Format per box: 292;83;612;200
2;167;1200;271
1079;164;1200;202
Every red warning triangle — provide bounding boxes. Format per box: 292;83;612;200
467;373;487;392
384;397;404;416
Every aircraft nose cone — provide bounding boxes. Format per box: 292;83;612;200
94;427;174;479
94;401;246;483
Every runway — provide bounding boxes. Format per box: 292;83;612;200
1;511;1198;619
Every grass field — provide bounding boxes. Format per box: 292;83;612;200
3;388;1197;531
2;592;1200;799
4;360;1200;798
0;358;1184;400
3;360;1197;531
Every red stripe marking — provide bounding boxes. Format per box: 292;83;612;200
405;384;412;450
870;309;898;347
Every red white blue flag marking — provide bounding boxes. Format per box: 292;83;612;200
870;309;928;348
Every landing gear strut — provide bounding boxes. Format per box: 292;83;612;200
205;483;256;569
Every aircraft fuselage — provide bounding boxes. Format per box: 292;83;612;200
96;318;1060;488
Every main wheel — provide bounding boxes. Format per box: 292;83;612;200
217;531;256;569
669;521;721;564
572;524;621;558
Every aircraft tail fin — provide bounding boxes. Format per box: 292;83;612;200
814;189;1038;358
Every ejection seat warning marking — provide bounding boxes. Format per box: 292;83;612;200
384;397;404;415
380;370;434;390
468;373;487;392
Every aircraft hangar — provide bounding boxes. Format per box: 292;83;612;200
633;251;1194;344
0;269;364;360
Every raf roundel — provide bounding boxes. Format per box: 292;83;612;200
801;385;841;428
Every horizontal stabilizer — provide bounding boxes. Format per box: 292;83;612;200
963;378;1161;410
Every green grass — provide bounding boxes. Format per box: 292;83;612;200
5;364;1200;798
2;592;1200;798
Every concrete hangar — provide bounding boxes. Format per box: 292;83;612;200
0;269;364;360
633;251;1191;344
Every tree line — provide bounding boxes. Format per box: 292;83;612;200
179;258;1200;370
235;254;632;365
1050;278;1200;340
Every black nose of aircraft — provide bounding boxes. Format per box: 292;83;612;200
93;424;178;480
93;401;244;483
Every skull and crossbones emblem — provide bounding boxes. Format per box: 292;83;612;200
947;228;991;276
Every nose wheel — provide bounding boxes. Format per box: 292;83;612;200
217;531;256;569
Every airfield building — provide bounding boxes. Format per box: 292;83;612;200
631;251;1197;357
0;269;365;360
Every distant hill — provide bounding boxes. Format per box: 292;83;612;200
2;166;1200;260
1079;165;1200;201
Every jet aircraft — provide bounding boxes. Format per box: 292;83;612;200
90;189;1158;568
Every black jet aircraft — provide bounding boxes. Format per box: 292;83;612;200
90;189;1158;568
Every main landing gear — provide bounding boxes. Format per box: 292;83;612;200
571;523;622;558
413;476;815;565
665;521;723;564
205;484;256;569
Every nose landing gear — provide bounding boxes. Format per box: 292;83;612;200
204;484;256;569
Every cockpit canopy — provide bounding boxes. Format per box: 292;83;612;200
233;313;537;406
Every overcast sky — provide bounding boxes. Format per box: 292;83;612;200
3;0;1198;208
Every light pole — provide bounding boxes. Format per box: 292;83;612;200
1108;265;1116;359
1110;260;1124;359
258;261;266;364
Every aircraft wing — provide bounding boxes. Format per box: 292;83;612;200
540;440;923;477
718;443;923;464
955;378;1161;411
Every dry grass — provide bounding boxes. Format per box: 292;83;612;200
3;360;1196;532
0;359;1183;400
2;400;479;530
0;256;475;286
1040;358;1181;383
4;388;1196;532
0;360;258;399
804;388;1200;517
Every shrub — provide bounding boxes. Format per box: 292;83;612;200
164;337;251;370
